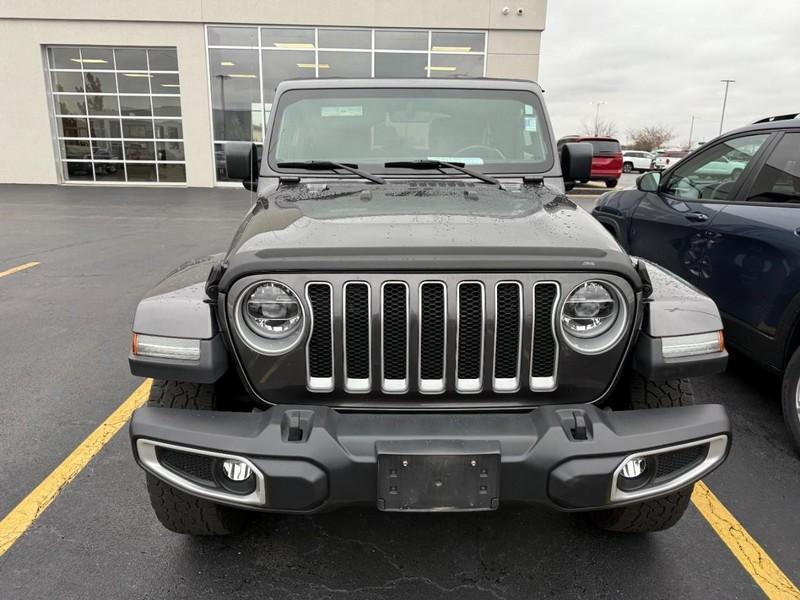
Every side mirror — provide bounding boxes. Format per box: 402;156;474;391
636;171;661;193
560;142;593;182
225;142;260;191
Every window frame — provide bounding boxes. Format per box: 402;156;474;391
738;130;800;206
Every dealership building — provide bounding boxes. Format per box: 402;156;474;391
0;1;547;187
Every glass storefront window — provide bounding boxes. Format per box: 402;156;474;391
208;26;487;182
46;46;185;184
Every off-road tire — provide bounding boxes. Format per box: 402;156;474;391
586;375;695;533
780;347;800;455
144;380;249;535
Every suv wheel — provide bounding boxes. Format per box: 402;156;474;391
781;347;800;455
586;375;695;533
623;162;633;173
605;179;618;188
144;380;250;535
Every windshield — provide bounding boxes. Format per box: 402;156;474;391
267;88;553;175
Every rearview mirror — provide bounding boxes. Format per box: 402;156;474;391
636;171;661;193
560;142;593;182
225;142;260;191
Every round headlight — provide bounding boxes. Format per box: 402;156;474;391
562;281;619;339
243;282;303;339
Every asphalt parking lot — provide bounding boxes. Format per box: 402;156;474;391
1;183;798;599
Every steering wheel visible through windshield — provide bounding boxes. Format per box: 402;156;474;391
267;88;553;176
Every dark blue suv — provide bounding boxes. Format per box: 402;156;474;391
592;114;800;453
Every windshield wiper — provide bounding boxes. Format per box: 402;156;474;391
277;160;385;184
384;160;500;186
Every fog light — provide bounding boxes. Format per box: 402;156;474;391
221;459;252;482
620;457;647;479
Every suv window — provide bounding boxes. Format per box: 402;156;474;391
662;134;769;201
586;140;621;155
747;132;800;204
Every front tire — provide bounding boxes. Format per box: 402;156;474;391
144;380;250;536
605;179;618;188
623;162;633;173
781;347;800;455
586;375;695;533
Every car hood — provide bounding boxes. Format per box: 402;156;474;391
219;180;639;289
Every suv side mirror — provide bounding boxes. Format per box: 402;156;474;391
636;171;661;193
225;142;260;191
560;142;593;182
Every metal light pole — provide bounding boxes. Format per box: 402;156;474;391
592;101;606;136
688;115;695;149
719;80;735;135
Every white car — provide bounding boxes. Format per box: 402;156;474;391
622;151;653;173
653;150;689;171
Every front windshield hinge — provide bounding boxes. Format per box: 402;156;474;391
523;176;545;185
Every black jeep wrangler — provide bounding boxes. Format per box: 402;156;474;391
128;78;731;535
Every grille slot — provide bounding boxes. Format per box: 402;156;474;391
306;283;334;391
655;444;708;479
456;282;485;393
493;282;522;392
156;447;215;485
381;282;409;393
343;282;371;393
530;282;560;391
419;282;446;393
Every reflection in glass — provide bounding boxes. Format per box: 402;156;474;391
58;117;89;138
124;141;156;161
156;141;185;161
51;71;84;93
90;118;122;138
122;120;154;139
375;53;427;77
50;47;81;69
117;73;151;94
114;48;147;70
375;30;428;51
83;71;117;94
154;119;183;139
148;49;178;71
152;96;181;117
59;140;91;160
318;28;371;49
158;163;186;182
150;73;180;93
126;163;157;182
208;26;258;46
95;162;125;181
92;140;123;160
54;94;86;115
429;54;483;77
63;161;93;181
317;51;371;78
260;28;315;49
261;49;314;104
120;95;152;116
210;48;261;141
86;95;119;115
431;31;485;53
79;47;114;69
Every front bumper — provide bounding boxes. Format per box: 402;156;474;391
129;403;730;513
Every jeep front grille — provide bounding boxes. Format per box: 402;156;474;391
305;278;561;395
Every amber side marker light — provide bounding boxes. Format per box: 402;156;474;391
661;331;725;359
131;333;201;361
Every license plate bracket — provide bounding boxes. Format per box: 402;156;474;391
376;441;500;512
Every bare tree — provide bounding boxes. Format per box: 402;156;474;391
581;118;617;138
627;126;675;151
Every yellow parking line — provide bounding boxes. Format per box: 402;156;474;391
0;379;152;558
693;481;800;599
0;261;40;278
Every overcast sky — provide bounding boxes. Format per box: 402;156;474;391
538;0;800;146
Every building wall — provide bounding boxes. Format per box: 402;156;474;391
0;1;546;186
